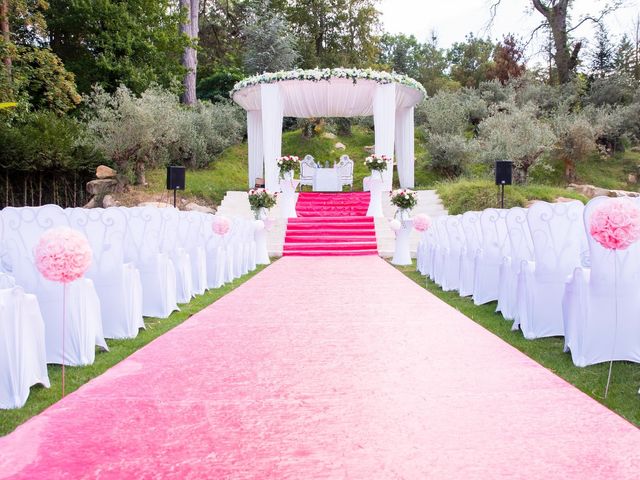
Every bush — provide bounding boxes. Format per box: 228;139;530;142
426;133;476;178
552;111;600;182
83;85;246;183
477;102;555;183
436;179;586;215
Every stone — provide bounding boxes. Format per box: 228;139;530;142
321;132;337;139
364;145;375;154
138;201;173;208
630;146;640;153
102;194;119;208
334;142;346;150
568;182;639;199
84;196;99;209
86;179;118;196
554;197;575;203
628;173;637;184
96;165;117;179
184;202;215;214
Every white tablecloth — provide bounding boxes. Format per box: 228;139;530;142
313;168;340;192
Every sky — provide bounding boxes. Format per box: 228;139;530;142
379;0;640;61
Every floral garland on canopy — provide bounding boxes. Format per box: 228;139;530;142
230;68;426;98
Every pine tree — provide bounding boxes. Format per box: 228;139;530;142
614;34;635;77
590;23;614;78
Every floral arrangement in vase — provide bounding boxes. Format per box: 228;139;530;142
390;188;418;213
248;188;278;219
364;154;392;172
277;155;300;178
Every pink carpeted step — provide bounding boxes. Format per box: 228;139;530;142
285;191;377;256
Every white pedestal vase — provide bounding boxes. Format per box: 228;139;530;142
254;208;271;265
279;177;299;218
392;211;413;266
366;171;384;217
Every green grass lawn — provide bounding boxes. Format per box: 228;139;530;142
395;262;640;427
0;264;269;437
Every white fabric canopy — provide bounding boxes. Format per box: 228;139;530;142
233;75;424;191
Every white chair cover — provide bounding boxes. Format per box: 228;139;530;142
473;209;510;305
178;211;208;296
562;197;640;366
441;215;465;292
0;286;50;409
160;208;194;304
459;211;482;297
1;205;107;365
67;208;144;339
121;207;178;318
496;207;534;320
432;216;449;286
515;201;585;339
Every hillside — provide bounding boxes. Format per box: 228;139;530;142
138;127;640;212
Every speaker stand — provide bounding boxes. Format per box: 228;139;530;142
499;184;505;209
173;189;177;208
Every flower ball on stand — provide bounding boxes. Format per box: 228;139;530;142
34;227;93;397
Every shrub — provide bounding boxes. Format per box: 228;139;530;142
477;103;555;183
436;179;586;215
552;111;601;182
427;132;476;178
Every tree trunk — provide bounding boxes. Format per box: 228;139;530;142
135;161;147;186
1;0;11;78
180;0;199;105
564;157;576;183
532;0;579;84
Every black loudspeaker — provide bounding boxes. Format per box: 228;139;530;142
495;161;512;186
166;165;186;190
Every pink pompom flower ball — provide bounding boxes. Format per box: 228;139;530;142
34;227;92;284
212;215;231;236
413;213;432;232
589;199;640;251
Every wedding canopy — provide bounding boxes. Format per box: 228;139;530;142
231;69;426;191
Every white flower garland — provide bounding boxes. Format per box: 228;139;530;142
231;68;426;98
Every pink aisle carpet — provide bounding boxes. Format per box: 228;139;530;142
283;192;378;256
1;257;639;479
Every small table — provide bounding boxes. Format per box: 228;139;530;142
313;167;340;192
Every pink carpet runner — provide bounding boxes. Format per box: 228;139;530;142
284;192;378;256
1;257;639;478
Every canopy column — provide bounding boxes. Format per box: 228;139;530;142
247;110;264;188
395;106;415;188
373;83;396;191
260;83;284;191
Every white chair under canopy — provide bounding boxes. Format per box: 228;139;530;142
497;207;534;321
562;197;640;366
299;155;317;191
514;200;585;339
459;211;483;297
1;205;107;365
66;208;144;339
121;207;178;318
0;285;50;409
336;155;354;191
473;209;510;305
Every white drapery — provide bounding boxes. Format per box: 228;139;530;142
236;77;424;191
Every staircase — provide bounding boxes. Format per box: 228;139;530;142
283;192;378;256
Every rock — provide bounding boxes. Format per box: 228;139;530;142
184;202;215;214
630;146;640;153
87;179;118;196
138;201;173;208
84;196;99;209
554;197;575;203
568;182;639;199
321;132;337;139
334;142;346;150
628;173;637;184
102;194;119;208
364;145;375;154
96;165;117;179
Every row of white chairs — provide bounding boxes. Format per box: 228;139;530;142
0;205;261;409
417;198;640;369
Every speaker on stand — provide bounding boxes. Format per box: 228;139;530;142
495;160;512;209
166;165;186;207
